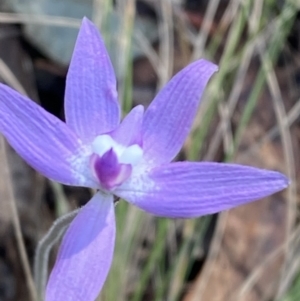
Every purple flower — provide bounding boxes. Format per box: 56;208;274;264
0;17;288;301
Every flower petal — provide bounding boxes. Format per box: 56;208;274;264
116;162;289;218
0;84;95;186
65;17;120;143
45;192;115;301
142;60;218;166
110;105;144;146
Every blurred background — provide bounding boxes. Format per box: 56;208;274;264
0;0;299;300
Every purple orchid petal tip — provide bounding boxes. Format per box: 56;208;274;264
82;16;90;22
198;58;218;72
81;16;97;31
134;104;144;113
278;172;290;188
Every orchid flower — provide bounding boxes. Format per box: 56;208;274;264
0;17;288;301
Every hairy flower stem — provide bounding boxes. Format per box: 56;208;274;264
34;209;80;301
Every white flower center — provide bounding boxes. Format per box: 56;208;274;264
92;134;143;166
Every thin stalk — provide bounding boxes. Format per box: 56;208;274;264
132;219;169;301
188;0;250;160
157;0;174;89
0;137;38;301
226;2;297;159
116;0;136;109
34;209;79;300
160;217;212;301
0;12;80;28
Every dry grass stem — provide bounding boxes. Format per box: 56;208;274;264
241;99;300;160
0;59;27;95
259;45;297;300
0;137;38;301
234;225;300;300
191;0;221;61
0;12;81;28
188;212;229;301
157;0;174;89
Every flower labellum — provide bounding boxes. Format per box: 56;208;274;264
0;17;289;301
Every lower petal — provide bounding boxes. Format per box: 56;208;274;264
45;192;115;301
116;162;289;218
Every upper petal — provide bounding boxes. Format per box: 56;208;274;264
65;17;120;143
116;162;289;218
45;192;115;301
0;84;95;187
142;60;218;166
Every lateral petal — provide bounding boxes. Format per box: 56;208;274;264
45;192;115;301
0;84;95;187
142;60;218;166
65;17;120;143
116;162;289;218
